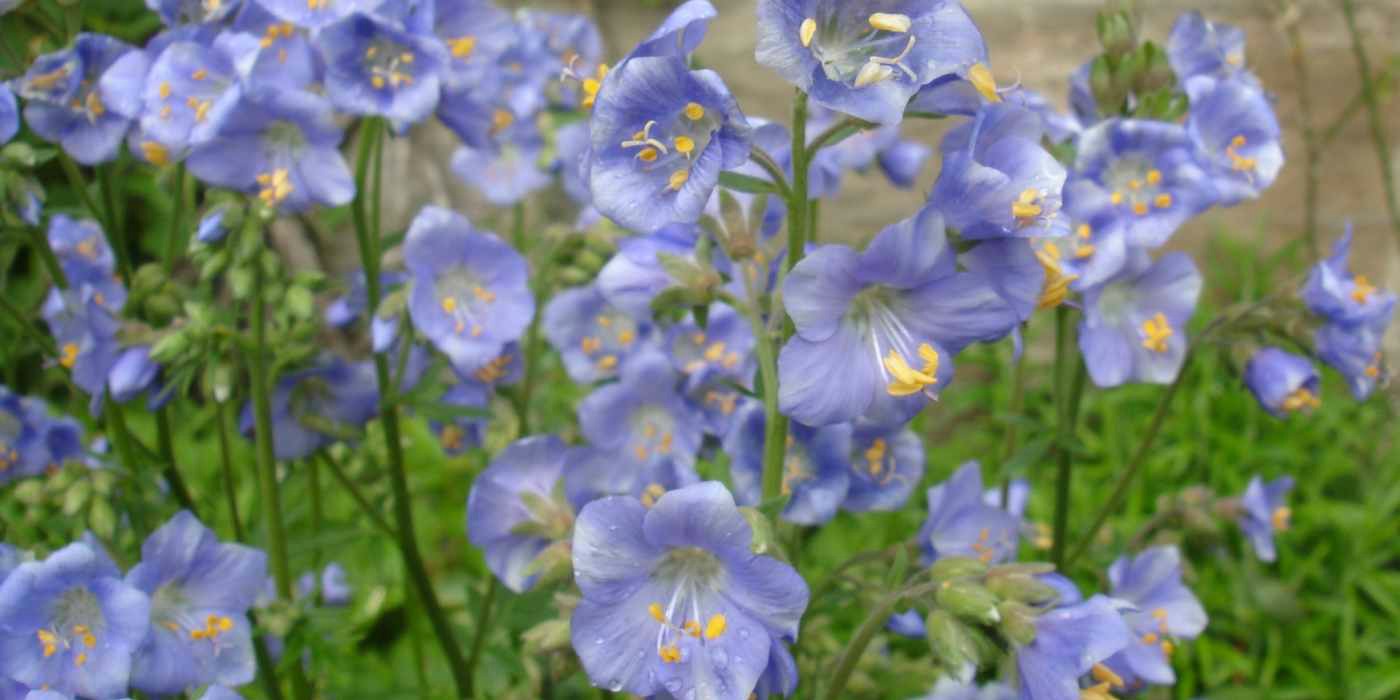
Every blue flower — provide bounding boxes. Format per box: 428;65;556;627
17;34;135;164
430;375;488;456
1302;227;1397;329
1015;596;1132;700
777;205;1018;427
134;35;260;162
451;120;552;206
125;511;266;695
436;21;557;147
41;288;122;412
297;563;351;607
725;401;852;526
917;461;1020;565
0;542;151;699
543;284;651;384
403;205;533;375
148;0;242;26
914;678;1016;700
630;0;717;60
982;478;1030;520
1078;251;1202;388
324;271;408;329
578;350;705;470
1167;12;1257;87
1184;76;1282;205
186;87;353;212
519;10;605;107
465;435;575;593
570;481;809;699
665;304;753;392
195;205;231;243
1243;348;1321;418
843;421;923;512
239;355;379;460
588;56;752;233
877;137;931;188
0;84;18;145
1101;545;1207;690
426;0;514;92
1238;475;1294;563
596;224;702;320
1316;321;1389;400
201;686;243;700
0;389;59;484
255;0;384;30
45;215;126;313
755;0;987;125
929;102;1070;240
320;12;448;126
563;446;700;510
1071;119;1217;248
555;120;594;206
232;4;324;90
107;346;162;405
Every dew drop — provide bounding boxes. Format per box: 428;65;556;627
594;637;605;645
664;679;682;693
608;679;624;692
738;628;750;640
711;648;729;670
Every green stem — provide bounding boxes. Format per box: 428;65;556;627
96;163;131;281
1066;349;1194;566
998;341;1027;507
103;399;151;534
746;145;791;198
155;406;197;512
0;292;57;355
1339;0;1400;245
820;581;940;700
215;400;245;541
760;89;811;503
164;164;187;272
309;456;323;568
464;578;499;689
511;202;544;436
248;237;314;700
1050;306;1084;568
57;154;110;234
352;118;473;698
319;452;396;540
28;225;69;289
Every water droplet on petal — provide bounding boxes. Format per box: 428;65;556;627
608;679;623;691
594;637;605;645
738;628;750;640
711;648;729;670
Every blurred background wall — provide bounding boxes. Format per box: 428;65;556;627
389;0;1400;341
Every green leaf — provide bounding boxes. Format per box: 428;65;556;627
718;171;778;195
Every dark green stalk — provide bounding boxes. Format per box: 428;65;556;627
103;399;150;533
1067;349;1194;566
511;202;544;436
28;226;69;288
96;163;131;281
164;164;187;271
319;452;396;539
154;407;197;512
249;241;314;700
998;342;1027;507
215;400;245;541
1050;306;1077;568
1339;0;1400;245
57;154;110;234
820;581;941;700
746;146;791;198
0;293;57;354
760;89;811;502
464;579;499;690
351;118;473;697
308;456;323;568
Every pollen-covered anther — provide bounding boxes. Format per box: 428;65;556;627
864;438;887;477
1012;188;1044;223
641;483;666;507
60;342;80;368
673;136;695;157
856;35;918;87
659;645;682;663
141;141;170;166
703;613;726;640
799;18;817;48
256;169;294;206
37;629;58;657
1270;506;1291;531
868;12;912;33
1154;193;1173;209
1132;201;1150;216
490;109;514;135
1075;244;1096;259
1091;662;1125;689
190;613;234;642
1280;387;1320;413
1350;275;1375;304
668;169;690;191
158;81;172;99
967;63;1001;103
683;102;705;121
1139;312;1173;353
191;68;208;80
1146;169;1163;185
883;343;939;397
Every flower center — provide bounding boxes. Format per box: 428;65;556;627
1139;312;1173;353
801;12;918;88
582;313;639;373
1105;158;1173;217
364;42;416;90
850;286;943;399
436;267;495;338
629;407;676;463
619;103;716;194
39;586;103;668
1280;387;1320;413
647;547;728;664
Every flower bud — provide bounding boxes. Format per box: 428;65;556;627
738;507;785;559
522;618;572;655
997;601;1038;646
925;609;979;682
936;580;1001;625
149;331;190;364
525;540;574;589
1096;10;1136;58
927;556;988;583
987;573;1059;605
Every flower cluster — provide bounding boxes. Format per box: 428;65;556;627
0;512;264;699
0;385;83;487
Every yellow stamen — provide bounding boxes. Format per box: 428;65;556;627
883;343;939;397
597;354;618;371
864;438;887;477
1132;201;1150;216
141;141;170;166
37;629;58;657
1146;169;1163;185
641;483;666;507
159;81;172;99
1077;223;1092;239
703;613;727;640
1280;387;1320;413
637;147;659;163
668;169;690;191
659;645;682;663
1141;632;1159;644
440;296;458;313
449;36;476;59
581;336;602;354
1351;275;1375;304
1075;244;1096;259
1011;188;1043;222
673;136;695;156
648;603;667;623
869;12;912;33
967;63;1001;103
191;68;207;81
1140;313;1173;353
1091;663;1125;689
1270;506;1291;531
683;102;705;121
1110;191;1124;206
473;286;495;303
1154;193;1173;209
1128;179;1142;191
60;342;79;368
799;18;817;48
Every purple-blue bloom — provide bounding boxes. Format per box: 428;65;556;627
465;435;575;593
777;205;1017;427
596;224;702;320
45;215;126;314
543;284;651;384
239;355;379;460
403;205;533;375
0;84;18;145
17;34;135;164
1302;227;1397;329
930;101;1070;240
430;379;489;456
577;350;705;470
106;347;162;405
918;461;1020;565
754;0;988;125
1014;595;1132;700
41;288;122;412
570;481;809;699
126;511;266;695
664;305;755;437
588;56;752;233
1101;545;1207;690
1316;321;1389;401
1167;11;1256;87
320;12;448;126
0;542;151;699
255;0;383;30
186;87;353;212
232;4;323;90
843;421;923;512
0;388;76;484
563;446;700;511
1238;475;1294;563
1071;119;1217;248
147;0;242;26
1184;76;1282;205
725;401;852;526
450;119;552;206
135;34;259;161
1244;348;1321;418
1078;251;1202;388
